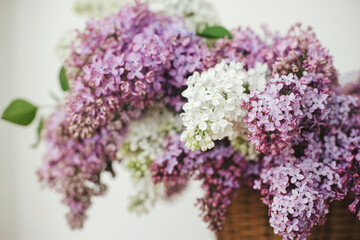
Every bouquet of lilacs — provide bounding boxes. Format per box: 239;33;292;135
2;1;360;239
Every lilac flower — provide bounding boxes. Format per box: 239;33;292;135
151;136;249;231
256;151;341;239
242;25;338;156
65;2;211;139
265;24;337;87
211;27;268;69
37;107;125;229
252;86;360;239
244;73;330;155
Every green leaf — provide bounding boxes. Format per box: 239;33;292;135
197;26;233;40
32;117;44;148
1;99;38;126
59;66;70;91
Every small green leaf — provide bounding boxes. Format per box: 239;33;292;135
1;99;38;126
32;117;44;148
197;26;233;40
59;66;70;91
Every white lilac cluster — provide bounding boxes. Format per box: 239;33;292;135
181;61;268;151
74;0;219;32
117;107;182;181
127;175;161;215
116;107;182;214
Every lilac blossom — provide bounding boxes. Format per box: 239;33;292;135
253;90;360;239
37;107;125;229
264;24;337;86
151;135;248;231
211;26;269;69
325;91;360;220
244;73;329;155
254;144;343;239
65;2;211;139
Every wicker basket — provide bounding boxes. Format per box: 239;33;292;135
216;187;360;240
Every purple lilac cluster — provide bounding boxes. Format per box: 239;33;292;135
151;134;247;231
243;24;338;155
244;73;329;155
151;134;200;187
65;2;210;139
254;145;343;239
211;26;268;69
265;24;337;85
325;92;360;219
240;25;360;239
37;107;124;229
327;91;360;127
252;90;360;239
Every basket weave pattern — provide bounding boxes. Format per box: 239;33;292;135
217;187;360;240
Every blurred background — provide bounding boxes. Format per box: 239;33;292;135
0;0;359;239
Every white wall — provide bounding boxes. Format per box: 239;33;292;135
0;0;16;239
0;0;359;240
